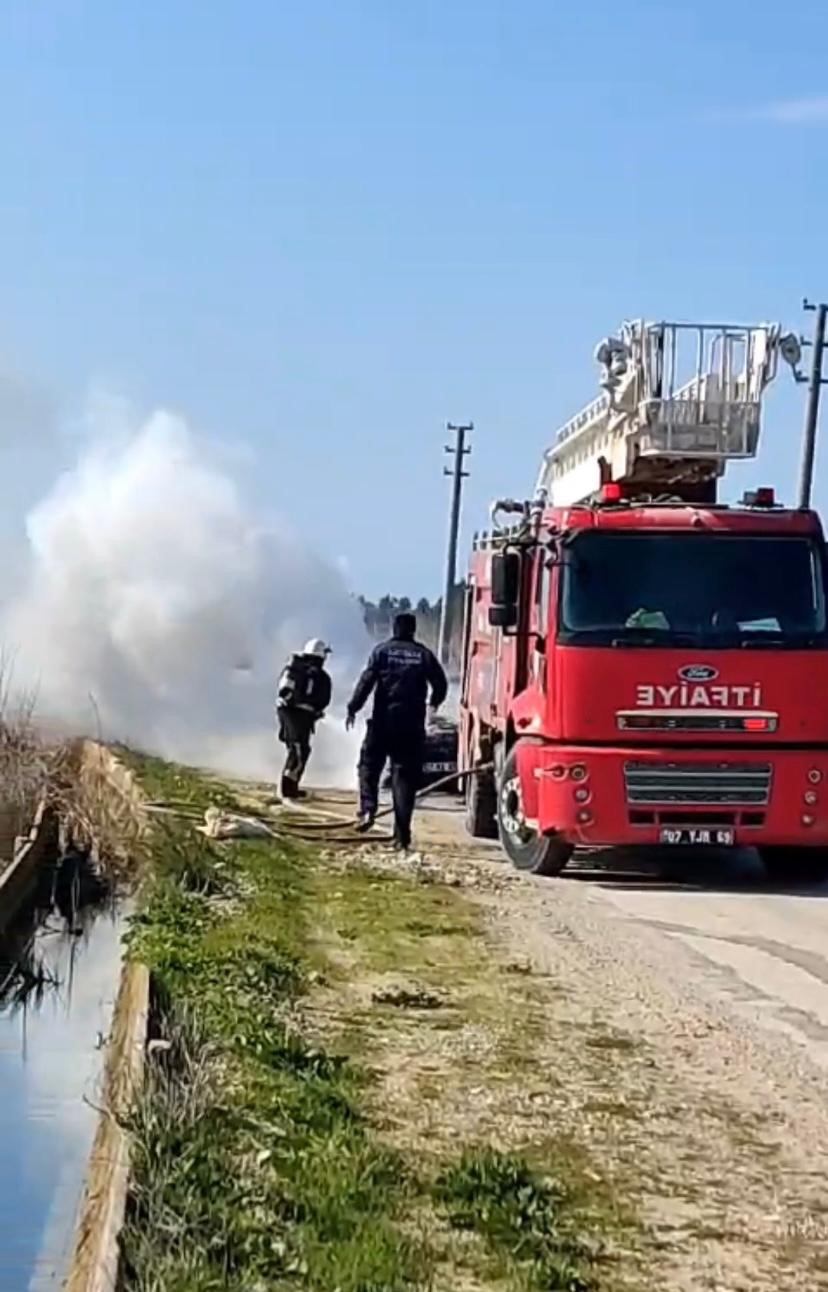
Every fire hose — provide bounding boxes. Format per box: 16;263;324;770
145;764;494;847
272;764;494;844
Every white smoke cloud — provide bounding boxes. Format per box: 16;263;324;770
0;402;367;786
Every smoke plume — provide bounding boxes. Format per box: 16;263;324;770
0;404;367;785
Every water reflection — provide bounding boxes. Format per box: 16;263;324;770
0;848;124;1291
0;849;110;1012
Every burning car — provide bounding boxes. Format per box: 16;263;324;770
381;715;459;794
420;714;459;791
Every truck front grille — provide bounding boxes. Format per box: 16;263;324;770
624;761;772;806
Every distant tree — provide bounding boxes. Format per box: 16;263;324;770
359;582;467;681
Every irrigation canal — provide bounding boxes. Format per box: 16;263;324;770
0;848;124;1290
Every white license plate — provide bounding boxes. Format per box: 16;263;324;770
423;762;454;774
659;827;734;846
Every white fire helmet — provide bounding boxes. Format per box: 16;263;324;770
302;638;331;659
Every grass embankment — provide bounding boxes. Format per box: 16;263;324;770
119;755;640;1292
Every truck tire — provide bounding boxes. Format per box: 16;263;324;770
496;745;572;876
465;763;497;839
759;847;828;886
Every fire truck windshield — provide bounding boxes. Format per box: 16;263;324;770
559;532;828;648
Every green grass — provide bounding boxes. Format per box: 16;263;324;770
315;863;481;980
120;756;427;1292
114;745;249;815
434;1149;602;1291
119;753;639;1292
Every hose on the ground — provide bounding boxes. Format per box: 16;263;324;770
275;763;494;842
145;763;494;847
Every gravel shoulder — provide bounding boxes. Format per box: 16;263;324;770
297;791;828;1292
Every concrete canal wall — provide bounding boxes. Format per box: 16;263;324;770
0;740;149;1291
63;742;149;1292
0;797;58;931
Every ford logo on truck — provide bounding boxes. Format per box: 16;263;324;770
678;664;719;683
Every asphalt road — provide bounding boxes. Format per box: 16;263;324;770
568;845;828;1071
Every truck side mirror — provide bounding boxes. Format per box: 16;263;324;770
491;551;520;606
488;603;518;629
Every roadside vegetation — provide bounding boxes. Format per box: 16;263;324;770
118;754;642;1292
0;667;59;851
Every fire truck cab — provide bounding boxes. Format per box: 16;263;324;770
459;319;828;882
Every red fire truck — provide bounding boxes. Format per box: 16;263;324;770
459;319;828;882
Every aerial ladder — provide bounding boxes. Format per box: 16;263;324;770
535;320;804;507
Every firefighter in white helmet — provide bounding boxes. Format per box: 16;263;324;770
276;638;332;799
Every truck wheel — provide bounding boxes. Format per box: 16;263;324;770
497;745;572;876
760;847;828;886
464;764;497;839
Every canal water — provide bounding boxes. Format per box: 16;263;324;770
0;853;124;1290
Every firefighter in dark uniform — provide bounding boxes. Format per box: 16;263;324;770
276;638;333;799
346;612;447;850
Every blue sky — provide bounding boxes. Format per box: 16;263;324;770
1;0;827;597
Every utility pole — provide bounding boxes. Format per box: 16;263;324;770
798;299;828;510
437;422;472;668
